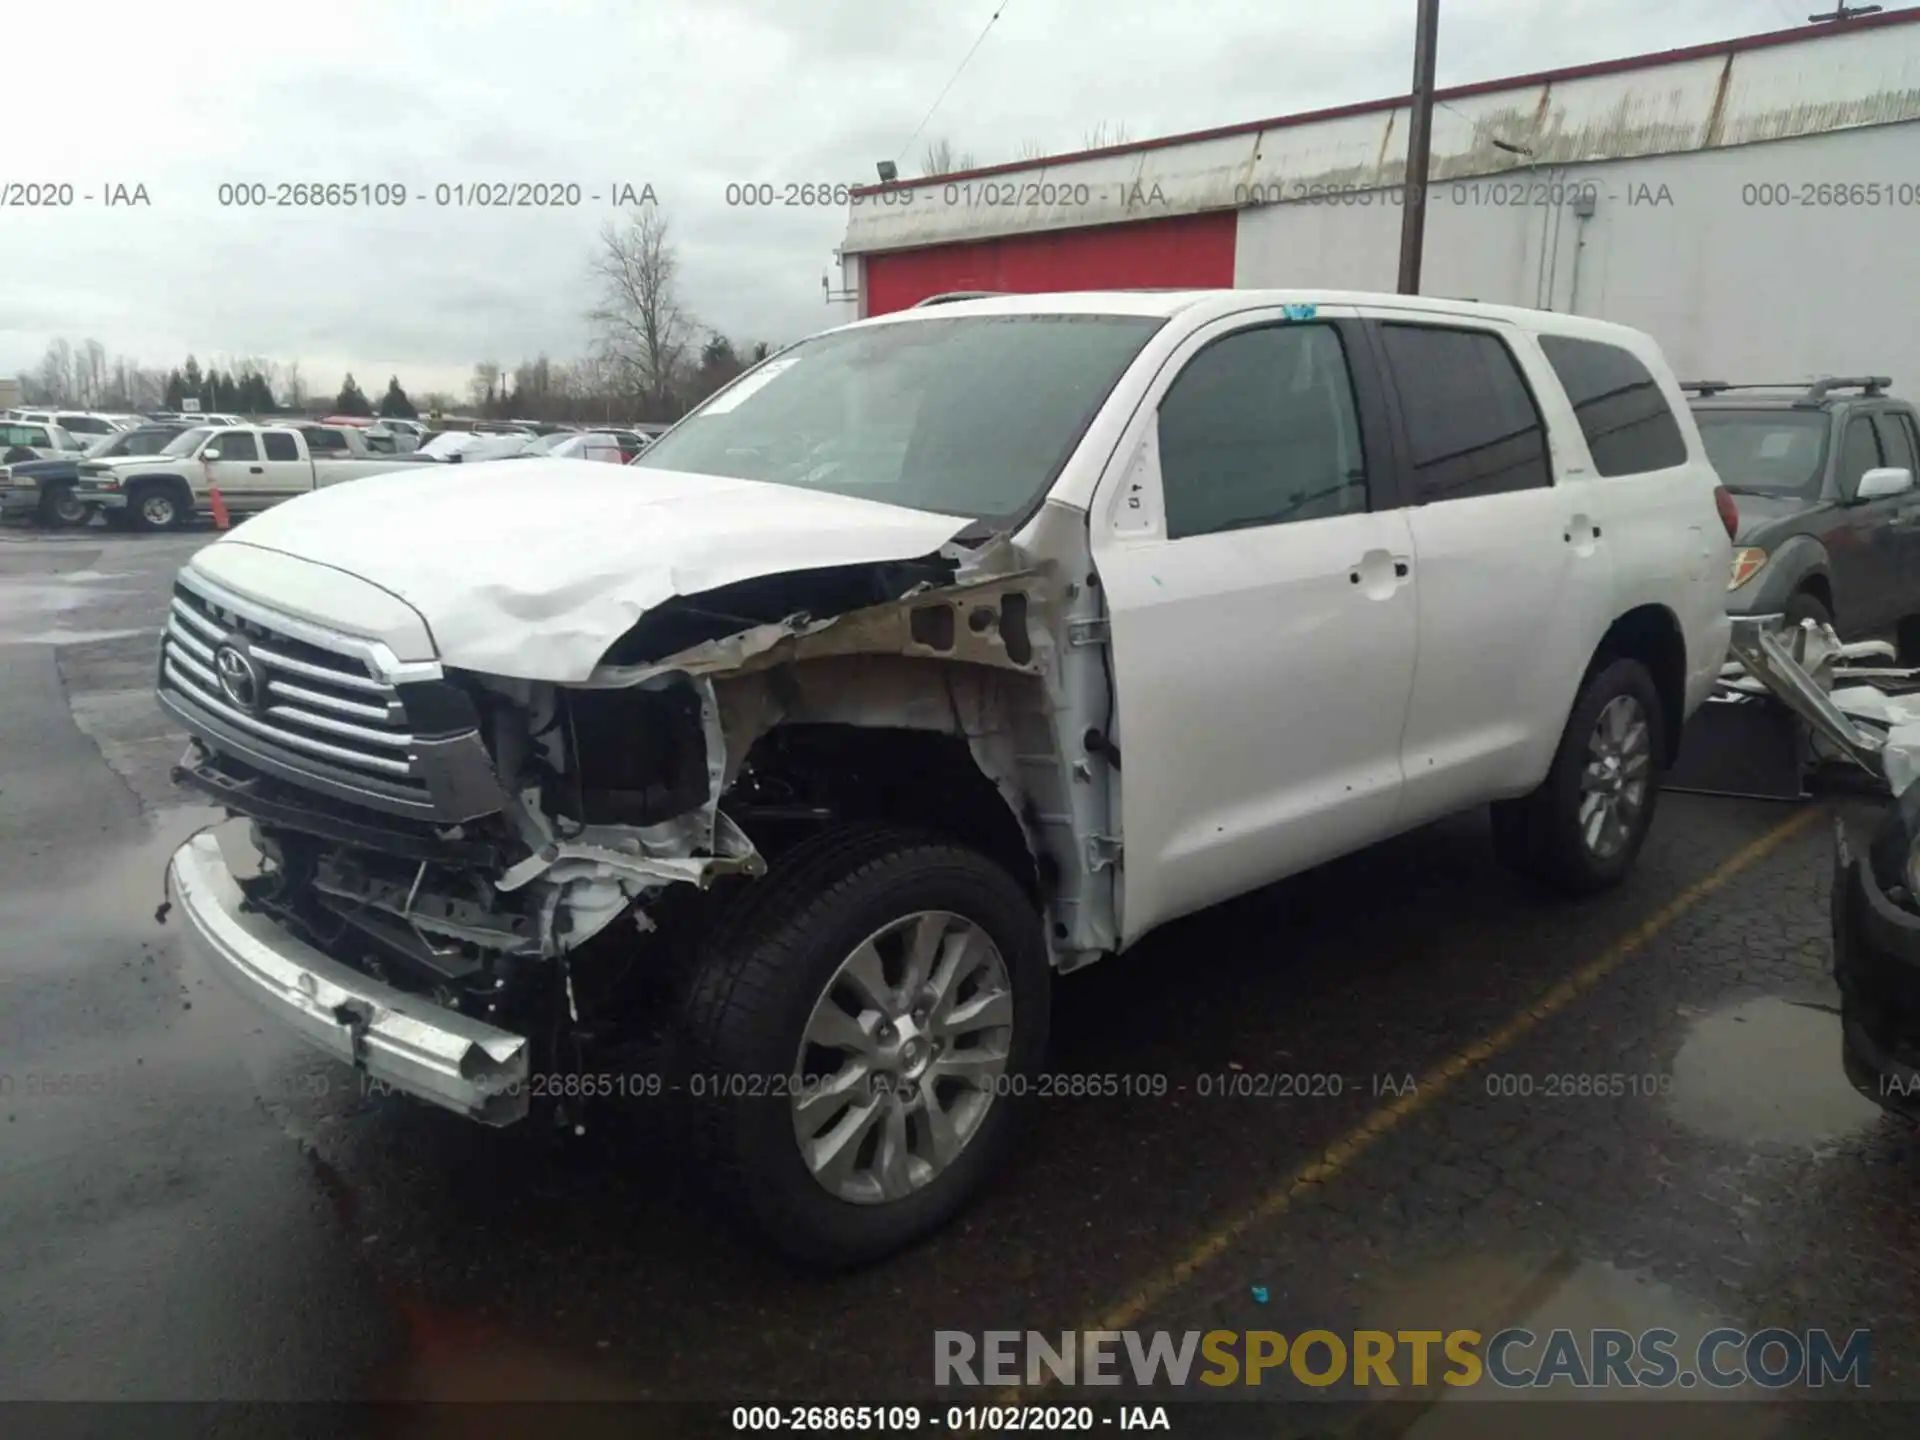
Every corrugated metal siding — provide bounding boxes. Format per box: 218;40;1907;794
863;211;1237;315
842;16;1920;256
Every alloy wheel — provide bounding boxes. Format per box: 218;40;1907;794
791;910;1014;1205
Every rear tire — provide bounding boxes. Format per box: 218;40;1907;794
1493;657;1666;895
677;823;1048;1269
1784;591;1832;634
37;482;89;529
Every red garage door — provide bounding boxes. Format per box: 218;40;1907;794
863;211;1238;316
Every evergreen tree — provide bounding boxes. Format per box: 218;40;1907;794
377;376;418;419
163;368;186;410
335;374;374;417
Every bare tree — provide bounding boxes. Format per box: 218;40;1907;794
1015;138;1048;161
469;361;503;412
282;360;308;411
1081;121;1132;149
80;340;107;406
588;204;694;417
917;137;977;177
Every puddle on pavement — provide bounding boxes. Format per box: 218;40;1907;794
0;805;249;974
1667;996;1882;1147
0;574;149;647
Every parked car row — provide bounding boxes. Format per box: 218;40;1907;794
3;412;664;528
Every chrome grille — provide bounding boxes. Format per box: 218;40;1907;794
158;581;433;808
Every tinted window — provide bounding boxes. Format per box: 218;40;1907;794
1874;413;1918;477
1157;323;1367;540
1839;416;1882;496
212;431;259;461
1695;410;1829;497
303;427;347;453
1536;335;1688;476
263;432;299;461
60;415;112;434
124;429;178;456
1380;324;1550;502
4;426;51;446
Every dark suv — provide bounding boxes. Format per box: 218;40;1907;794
1690;376;1920;655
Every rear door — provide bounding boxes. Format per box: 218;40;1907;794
1360;312;1618;824
258;429;315;498
1093;306;1421;941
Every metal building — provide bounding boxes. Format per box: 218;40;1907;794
836;7;1920;384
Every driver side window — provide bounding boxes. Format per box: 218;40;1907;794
1156;323;1367;541
1838;417;1882;496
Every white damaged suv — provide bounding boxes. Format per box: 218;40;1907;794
158;291;1733;1265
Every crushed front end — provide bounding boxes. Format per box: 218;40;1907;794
156;566;761;1125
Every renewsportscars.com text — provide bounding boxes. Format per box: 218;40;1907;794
934;1327;1871;1390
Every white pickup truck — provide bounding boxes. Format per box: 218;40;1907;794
78;422;424;530
156;290;1734;1266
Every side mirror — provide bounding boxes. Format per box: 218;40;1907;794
201;447;222;461
1856;466;1914;501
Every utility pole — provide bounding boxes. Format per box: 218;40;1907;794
1396;0;1442;294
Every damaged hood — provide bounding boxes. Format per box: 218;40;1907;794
205;460;974;682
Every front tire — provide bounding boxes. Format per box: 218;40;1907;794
1493;657;1666;895
128;482;188;533
678;823;1048;1269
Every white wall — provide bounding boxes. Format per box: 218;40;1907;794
1233;121;1920;387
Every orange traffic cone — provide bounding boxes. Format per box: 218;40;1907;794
209;485;230;531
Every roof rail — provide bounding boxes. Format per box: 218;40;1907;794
913;291;1007;306
1678;380;1810;396
1801;375;1891;402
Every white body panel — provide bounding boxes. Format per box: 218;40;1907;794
199;461;973;682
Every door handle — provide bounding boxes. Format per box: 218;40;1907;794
249;465;263;474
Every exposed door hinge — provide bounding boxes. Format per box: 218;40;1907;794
1086;833;1122;871
1068;617;1110;647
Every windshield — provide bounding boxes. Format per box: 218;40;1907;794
83;432;126;457
1695;410;1830;498
633;314;1165;520
522;432;575;454
161;427;214;457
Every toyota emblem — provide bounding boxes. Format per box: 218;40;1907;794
214;643;261;712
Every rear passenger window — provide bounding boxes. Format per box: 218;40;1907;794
1379;324;1550;502
213;432;259;461
1537;335;1689;476
1156;323;1367;540
263;432;298;461
304;428;347;454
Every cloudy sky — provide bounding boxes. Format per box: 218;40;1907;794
5;0;1804;401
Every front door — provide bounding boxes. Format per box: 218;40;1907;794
200;430;269;510
1092;309;1419;943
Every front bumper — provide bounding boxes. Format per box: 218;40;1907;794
1831;819;1920;1120
167;831;531;1124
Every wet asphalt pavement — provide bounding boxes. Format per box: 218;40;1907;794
2;524;1918;1435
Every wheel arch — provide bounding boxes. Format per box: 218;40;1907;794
1588;604;1687;766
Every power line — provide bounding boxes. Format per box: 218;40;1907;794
896;1;1016;163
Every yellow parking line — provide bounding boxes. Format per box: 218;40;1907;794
998;804;1826;1404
